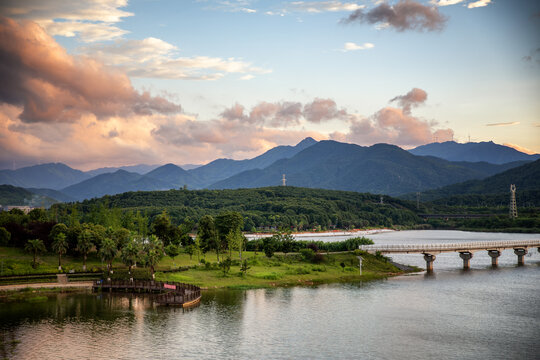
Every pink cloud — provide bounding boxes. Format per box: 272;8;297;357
0;17;180;123
331;88;453;148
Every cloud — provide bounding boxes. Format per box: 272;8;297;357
486;122;520;127
287;1;364;13
467;0;491;9
331;88;454;147
240;74;255;80
522;48;540;65
303;98;349;123
220;101;304;127
390;88;427;114
0;17;180;123
341;0;447;32
0;0;133;42
429;0;465;6
503;143;536;155
80;38;271;80
343;42;375;51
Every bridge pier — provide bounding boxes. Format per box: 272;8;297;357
459;252;473;269
487;250;501;267
514;248;528;266
423;254;436;272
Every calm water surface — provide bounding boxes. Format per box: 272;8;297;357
1;230;539;360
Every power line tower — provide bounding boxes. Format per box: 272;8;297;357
509;184;517;218
416;192;420;210
379;195;383;205
282;174;286;187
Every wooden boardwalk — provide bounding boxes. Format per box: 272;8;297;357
93;280;201;307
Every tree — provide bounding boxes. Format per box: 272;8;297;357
77;229;94;271
25;239;46;268
165;243;181;266
112;227;131;250
198;215;219;261
0;227;10;246
51;232;69;271
99;237;117;279
240;259;251;276
263;237;276;258
151;210;178;246
215;211;244;247
120;238;140;281
219;257;232;275
145;235;164;279
194;235;202;263
226;228;244;260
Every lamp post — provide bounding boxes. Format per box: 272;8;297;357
357;256;363;276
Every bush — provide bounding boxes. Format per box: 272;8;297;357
110;268;152;280
299;248;314;261
311;265;326;272
312;253;325;264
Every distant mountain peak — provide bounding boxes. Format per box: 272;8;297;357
296;137;317;148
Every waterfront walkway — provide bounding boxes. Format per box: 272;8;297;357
360;239;540;271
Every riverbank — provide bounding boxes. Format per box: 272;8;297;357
156;251;414;290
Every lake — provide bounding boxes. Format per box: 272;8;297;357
1;230;539;359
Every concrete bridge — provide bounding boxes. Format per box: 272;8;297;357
359;240;540;272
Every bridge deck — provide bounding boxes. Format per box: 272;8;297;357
359;239;540;254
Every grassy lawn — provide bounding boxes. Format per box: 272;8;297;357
157;251;404;289
0;247;409;289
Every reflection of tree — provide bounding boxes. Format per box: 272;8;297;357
0;329;20;360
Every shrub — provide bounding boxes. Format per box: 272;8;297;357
299;248;314;261
311;265;326;272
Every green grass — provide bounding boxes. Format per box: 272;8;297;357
156;251;405;289
0;247;410;289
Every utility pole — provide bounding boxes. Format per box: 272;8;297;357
509;184;517;218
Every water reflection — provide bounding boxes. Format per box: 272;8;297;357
0;231;538;360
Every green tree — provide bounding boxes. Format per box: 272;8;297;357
51;232;69;271
120;237;140;281
240;259;251;276
219;257;232;275
194;235;202;263
25;239;46;268
151;210;178;246
145;235;164;279
263;237;277;258
77;229;94;271
99;237;117;279
198;215;219;261
165;243;181;266
0;227;10;246
215;211;244;249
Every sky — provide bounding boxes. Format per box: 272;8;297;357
0;0;539;170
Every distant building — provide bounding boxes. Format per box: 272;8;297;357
2;205;35;214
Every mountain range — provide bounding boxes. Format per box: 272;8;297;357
409;141;540;164
0;138;537;203
400;159;540;203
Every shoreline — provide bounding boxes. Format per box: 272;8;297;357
245;228;395;239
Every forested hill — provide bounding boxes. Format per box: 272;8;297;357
55;187;421;231
402;159;540;205
209;141;523;195
409;141;540;164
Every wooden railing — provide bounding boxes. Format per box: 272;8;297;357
92;280;201;306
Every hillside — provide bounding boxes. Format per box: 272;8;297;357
409;141;540;164
0;185;58;207
402;159;540;204
190;137;317;187
61;170;174;201
57;186;421;230
209;141;524;196
0;163;90;190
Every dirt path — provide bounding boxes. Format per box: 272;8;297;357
0;281;94;291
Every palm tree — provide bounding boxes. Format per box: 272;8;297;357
120;238;140;281
99;238;117;280
77;229;94;271
25;239;46;269
52;233;69;271
145;235;164;280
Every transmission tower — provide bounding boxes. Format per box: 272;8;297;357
282;174;286;187
509;184;517;218
380;195;384;205
416;192;420;210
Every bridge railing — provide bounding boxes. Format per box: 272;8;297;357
359;239;540;253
